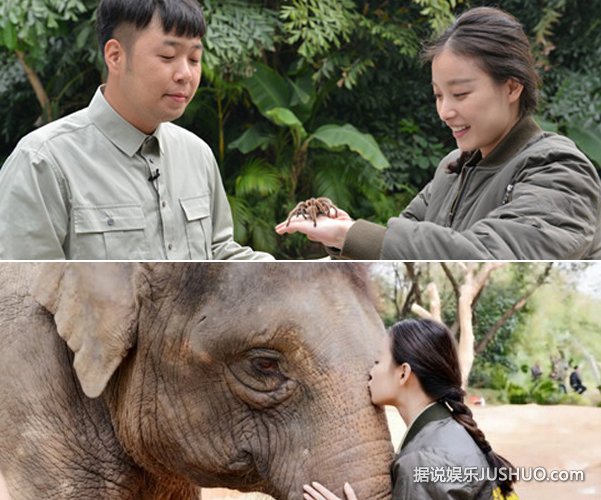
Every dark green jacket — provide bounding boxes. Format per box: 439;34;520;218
340;117;601;259
391;403;494;499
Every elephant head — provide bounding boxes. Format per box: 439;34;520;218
19;263;393;499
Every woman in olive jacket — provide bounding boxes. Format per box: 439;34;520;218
303;319;516;500
277;7;601;260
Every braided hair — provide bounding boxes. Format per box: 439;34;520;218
389;319;515;495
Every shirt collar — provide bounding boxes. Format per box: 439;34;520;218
88;86;164;157
398;401;451;452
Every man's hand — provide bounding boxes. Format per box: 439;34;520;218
303;481;358;500
275;210;354;249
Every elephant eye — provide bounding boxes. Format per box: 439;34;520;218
226;348;298;408
252;357;280;375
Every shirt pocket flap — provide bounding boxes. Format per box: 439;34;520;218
180;194;211;222
73;205;146;234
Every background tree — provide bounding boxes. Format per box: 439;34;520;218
373;262;556;388
0;0;99;124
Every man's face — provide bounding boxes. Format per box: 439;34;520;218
108;15;203;134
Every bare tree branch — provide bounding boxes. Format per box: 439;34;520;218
411;303;433;320
425;282;442;322
441;263;460;296
475;263;553;353
402;262;421;317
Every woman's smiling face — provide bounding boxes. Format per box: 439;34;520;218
432;48;522;158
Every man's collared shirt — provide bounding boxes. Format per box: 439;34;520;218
0;87;272;260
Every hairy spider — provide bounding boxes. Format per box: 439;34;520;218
285;197;339;227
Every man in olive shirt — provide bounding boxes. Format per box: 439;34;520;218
0;0;272;260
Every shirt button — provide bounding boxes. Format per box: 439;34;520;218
107;218;114;226
162;201;166;208
149;158;154;164
168;243;173;251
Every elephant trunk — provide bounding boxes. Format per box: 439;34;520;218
303;406;393;500
263;371;394;500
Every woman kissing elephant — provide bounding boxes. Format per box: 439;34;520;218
0;263;393;500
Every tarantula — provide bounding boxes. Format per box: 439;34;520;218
286;197;339;227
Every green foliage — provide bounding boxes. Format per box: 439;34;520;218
380;119;447;191
530;379;562;405
234;61;390;173
311;124;389;170
234;157;280;197
506;382;529;404
0;0;91;60
0;52;34;153
531;0;566;70
413;0;463;35
224;59;391;256
280;0;356;62
0;0;98;155
540;68;601;166
469;362;509;391
505;377;563;405
201;0;279;80
566;123;601;166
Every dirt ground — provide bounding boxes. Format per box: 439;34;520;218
202;404;601;499
1;404;599;499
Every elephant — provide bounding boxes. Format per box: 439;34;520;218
0;263;393;499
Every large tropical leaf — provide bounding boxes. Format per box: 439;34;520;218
567;123;601;166
289;72;316;123
265;107;308;142
313;163;354;209
242;62;290;115
235;158;281;197
310;124;390;170
534;116;558;133
228;123;275;154
250;218;278;253
227;195;252;242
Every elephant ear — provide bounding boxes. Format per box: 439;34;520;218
31;263;140;399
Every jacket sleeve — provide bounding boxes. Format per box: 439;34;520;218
380;149;601;260
207;154;274;261
0;147;68;259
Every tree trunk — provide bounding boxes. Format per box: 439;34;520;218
16;50;53;123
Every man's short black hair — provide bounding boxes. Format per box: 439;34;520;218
96;0;206;55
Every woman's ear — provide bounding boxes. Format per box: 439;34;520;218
31;263;141;398
398;363;412;385
506;78;524;104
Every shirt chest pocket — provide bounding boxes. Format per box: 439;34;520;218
180;194;213;259
71;204;150;259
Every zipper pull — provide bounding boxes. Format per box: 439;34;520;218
502;183;514;204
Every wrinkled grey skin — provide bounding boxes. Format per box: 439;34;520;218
0;263;393;499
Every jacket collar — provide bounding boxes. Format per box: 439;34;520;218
465;115;543;168
400;401;451;451
88;86;164;157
